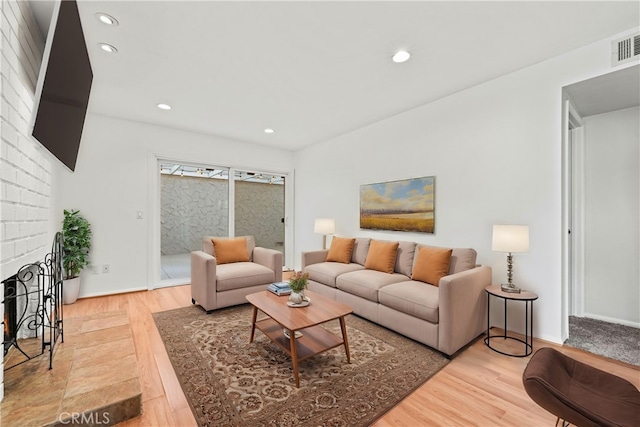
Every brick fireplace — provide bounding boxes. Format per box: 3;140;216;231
2;235;64;375
1;0;50;401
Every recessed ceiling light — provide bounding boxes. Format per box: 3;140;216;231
96;13;118;26
392;50;411;63
157;103;172;110
99;43;118;53
264;128;275;134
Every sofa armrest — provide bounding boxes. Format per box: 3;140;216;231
301;250;328;269
190;250;218;311
252;247;283;282
438;265;492;356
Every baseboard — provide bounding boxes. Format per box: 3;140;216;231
153;278;190;289
78;286;149;299
580;312;640;329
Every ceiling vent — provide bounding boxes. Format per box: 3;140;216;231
611;33;640;67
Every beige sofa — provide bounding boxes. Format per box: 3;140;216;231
302;237;491;356
191;236;282;313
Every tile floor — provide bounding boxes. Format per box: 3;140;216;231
1;310;141;426
160;253;190;280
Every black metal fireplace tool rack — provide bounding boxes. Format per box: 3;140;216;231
3;232;64;370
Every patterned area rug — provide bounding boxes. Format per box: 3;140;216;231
153;304;449;426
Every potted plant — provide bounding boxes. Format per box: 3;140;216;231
288;271;309;305
62;209;92;304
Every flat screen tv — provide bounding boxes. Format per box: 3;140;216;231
30;0;92;172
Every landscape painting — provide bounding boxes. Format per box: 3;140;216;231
360;176;435;233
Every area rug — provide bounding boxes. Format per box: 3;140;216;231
565;316;640;367
153;304;449;426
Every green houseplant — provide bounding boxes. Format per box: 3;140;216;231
62;209;92;304
288;271;309;305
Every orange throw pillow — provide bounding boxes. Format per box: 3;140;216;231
326;237;356;263
211;237;249;264
411;246;453;286
364;240;399;274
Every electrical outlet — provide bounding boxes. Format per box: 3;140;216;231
102;264;110;274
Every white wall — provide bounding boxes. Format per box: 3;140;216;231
52;114;293;298
583;106;639;325
293;29;639;344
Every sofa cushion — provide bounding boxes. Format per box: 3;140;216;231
379;280;439;323
211;237;250;264
204;235;255;261
215;262;275;291
305;262;364;288
326;236;356;263
364;240;399;273
351;237;371;265
411;246;452;286
337;270;410;302
450;248;477;274
415;245;477;274
395;241;417;277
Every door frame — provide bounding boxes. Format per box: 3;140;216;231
561;96;585;341
148;152;293;290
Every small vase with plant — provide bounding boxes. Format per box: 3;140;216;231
62;209;92;304
288;271;309;305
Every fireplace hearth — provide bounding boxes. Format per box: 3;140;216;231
2;233;64;370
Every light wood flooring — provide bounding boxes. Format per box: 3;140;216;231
53;284;639;426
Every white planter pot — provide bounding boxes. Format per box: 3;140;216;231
63;277;81;304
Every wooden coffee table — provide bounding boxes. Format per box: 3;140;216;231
246;290;353;387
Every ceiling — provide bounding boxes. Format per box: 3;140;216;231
564;64;640;117
29;1;639;151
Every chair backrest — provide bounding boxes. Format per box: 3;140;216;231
523;347;640;427
202;236;256;261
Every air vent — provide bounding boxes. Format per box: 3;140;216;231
611;33;640;66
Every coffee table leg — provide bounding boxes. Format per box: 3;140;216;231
249;306;258;343
339;317;351;363
289;330;300;387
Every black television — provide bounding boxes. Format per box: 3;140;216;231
30;0;93;172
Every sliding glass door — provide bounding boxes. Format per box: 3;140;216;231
157;163;287;288
234;171;285;264
159;164;229;285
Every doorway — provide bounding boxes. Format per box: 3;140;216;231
159;164;230;286
234;170;286;260
155;161;288;289
561;65;640;346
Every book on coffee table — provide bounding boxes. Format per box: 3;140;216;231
268;281;291;295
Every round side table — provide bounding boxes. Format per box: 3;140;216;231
484;285;538;357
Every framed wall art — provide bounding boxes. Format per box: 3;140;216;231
360;176;435;233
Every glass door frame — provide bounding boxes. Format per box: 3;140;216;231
148;154;293;290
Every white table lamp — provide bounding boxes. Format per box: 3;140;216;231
314;218;335;250
492;225;529;293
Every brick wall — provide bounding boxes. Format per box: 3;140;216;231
0;0;47;402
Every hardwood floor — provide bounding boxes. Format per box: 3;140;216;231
60;285;639;426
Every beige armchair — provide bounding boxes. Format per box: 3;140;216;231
191;235;282;313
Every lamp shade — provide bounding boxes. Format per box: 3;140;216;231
314;218;335;235
492;225;529;253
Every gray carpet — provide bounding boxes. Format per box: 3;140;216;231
565;316;640;366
